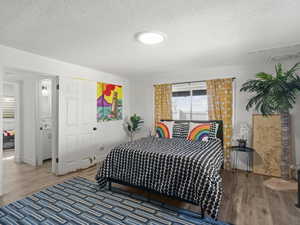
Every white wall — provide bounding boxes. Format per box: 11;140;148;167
0;45;130;168
130;61;300;166
22;79;37;165
3;83;15;97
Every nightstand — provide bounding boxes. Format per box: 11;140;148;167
230;146;254;173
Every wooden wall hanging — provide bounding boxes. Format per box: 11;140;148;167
252;114;282;177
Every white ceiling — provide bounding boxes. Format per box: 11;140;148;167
1;0;300;77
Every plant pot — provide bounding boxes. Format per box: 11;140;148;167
237;140;247;148
280;112;291;179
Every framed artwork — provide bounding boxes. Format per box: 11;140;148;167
97;82;123;122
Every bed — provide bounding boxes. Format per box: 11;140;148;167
3;130;15;150
96;120;224;219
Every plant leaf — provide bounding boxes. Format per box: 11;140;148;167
241;62;300;115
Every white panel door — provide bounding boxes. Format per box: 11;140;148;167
58;77;97;175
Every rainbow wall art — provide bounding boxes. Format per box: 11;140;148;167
97;82;123;122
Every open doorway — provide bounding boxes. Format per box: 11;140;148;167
37;78;56;171
2;82;17;162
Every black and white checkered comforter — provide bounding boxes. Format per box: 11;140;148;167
95;137;223;219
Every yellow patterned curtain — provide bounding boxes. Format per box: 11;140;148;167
206;78;233;168
154;84;172;123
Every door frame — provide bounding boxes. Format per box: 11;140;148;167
51;76;59;174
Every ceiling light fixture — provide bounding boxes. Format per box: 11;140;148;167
135;31;166;45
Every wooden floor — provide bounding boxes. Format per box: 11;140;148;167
1;153;299;225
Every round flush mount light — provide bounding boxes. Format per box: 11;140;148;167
135;31;167;45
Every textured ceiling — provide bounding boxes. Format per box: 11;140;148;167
1;0;300;77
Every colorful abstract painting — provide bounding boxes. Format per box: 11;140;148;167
97;82;123;122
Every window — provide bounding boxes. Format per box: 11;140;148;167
172;82;208;120
2;97;15;119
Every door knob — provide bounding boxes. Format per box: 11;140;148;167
93;127;97;131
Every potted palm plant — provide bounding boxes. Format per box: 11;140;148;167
126;114;144;142
241;62;300;179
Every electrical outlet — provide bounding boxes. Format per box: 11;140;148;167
99;146;105;151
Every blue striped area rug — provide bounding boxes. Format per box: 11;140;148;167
0;177;230;225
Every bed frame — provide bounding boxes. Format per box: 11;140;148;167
107;120;224;218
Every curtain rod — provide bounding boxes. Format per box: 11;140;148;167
170;77;236;86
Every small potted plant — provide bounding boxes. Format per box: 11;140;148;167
126;114;144;141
